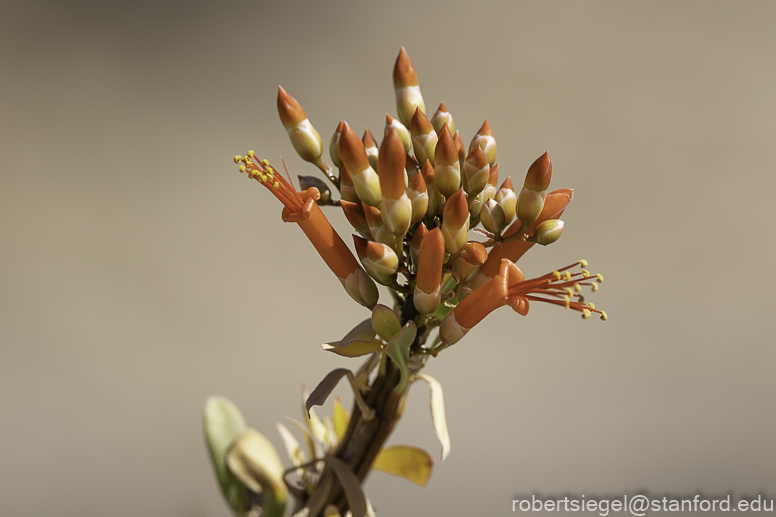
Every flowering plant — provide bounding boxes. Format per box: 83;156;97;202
204;48;606;517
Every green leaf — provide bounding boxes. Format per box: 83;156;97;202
416;374;451;460
332;397;350;442
327;457;367;517
385;321;417;393
226;428;287;517
322;319;382;357
203;396;247;515
373;445;434;486
371;304;402;341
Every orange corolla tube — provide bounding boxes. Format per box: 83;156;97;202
235;153;378;309
468;188;574;290
413;227;445;314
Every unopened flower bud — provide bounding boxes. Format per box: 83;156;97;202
410;223;428;270
452;242;488;284
329;120;345;169
362;128;379;172
469;119;497;166
414;227;445;314
338;122;382;206
410;108;438;166
362;204;397;248
298;175;331;204
379;128;412;236
421;160;443;217
384;114;412;154
534;219;564;245
524;151;552;192
339;167;359;203
495;177;517;224
393;47;426;127
277;86;324;164
453;130;466;164
433;124;461;198
462;146;490;197
515;152;552;232
430;102;455;136
354;236;398;285
407;169;428;225
341;200;372;239
441;189;470;255
480;198;506;235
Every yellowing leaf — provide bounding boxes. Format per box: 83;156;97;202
321;339;382;357
416;374;452;461
373;445;433;486
332;397;350;442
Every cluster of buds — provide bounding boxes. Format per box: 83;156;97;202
235;47;605;352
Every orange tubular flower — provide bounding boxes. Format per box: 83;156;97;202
235;153;378;309
441;259;606;345
468;188;574;290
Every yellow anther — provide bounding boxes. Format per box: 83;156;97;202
600;311;608;321
261;159;270;166
591;283;599;292
563;271;571;281
573;283;581;293
564;287;574;297
247;150;255;158
273;181;280;188
596;273;604;283
552;271;562;280
582;309;591;319
582;269;590;278
579;259;588;267
588;302;595;309
234;155;243;164
564;295;571;310
238;165;247;173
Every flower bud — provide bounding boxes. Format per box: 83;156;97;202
452;241;488;284
329;120;345;169
362;203;397;248
469;119;497;166
453;130;466;164
340;200;372;239
524;151;552;192
515;152;552;232
430;102;455;136
441;189;470;255
277;86;324;165
407;169;428;225
354;236;398;285
339;167;360;203
414;227;445;314
495;177;517;224
362;128;379;172
533;219;564;245
404;152;420;185
338;121;382;206
410;107;438;166
378;128;412;236
469;164;499;222
393;47;426;127
298;175;331;204
480;198;506;235
409;223;428;270
433;124;461;198
384;114;412;154
462;146;490;197
421;160;443;217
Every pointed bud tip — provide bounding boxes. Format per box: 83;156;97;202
393;47;418;88
411;107;433;135
478;119;494;136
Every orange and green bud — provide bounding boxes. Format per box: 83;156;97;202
430;102;455;136
355;236;398;285
362;203;396;248
338;122;382;206
297;175;331;204
407;169;428;225
452;241;488;285
363;128;379;172
329;120;345;169
515;151;552;233
421;160;443;217
468;119;497;166
495;177;517;224
339;167;359;203
378;128;413;236
453;130;466;164
533;219;564;245
410;107;438;167
441;189;470;255
461;146;490;197
480;198;506;235
393;47;426;127
414;227;445;314
340;200;372;240
276;86;324;165
469;164;498;222
384;114;412;154
409;223;428;270
433;124;461;198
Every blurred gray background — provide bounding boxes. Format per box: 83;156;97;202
1;0;774;515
